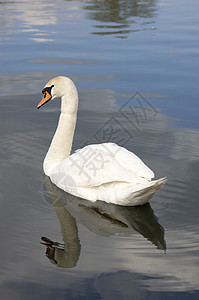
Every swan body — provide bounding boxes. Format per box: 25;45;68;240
37;76;165;206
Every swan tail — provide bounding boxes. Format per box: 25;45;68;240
115;177;167;206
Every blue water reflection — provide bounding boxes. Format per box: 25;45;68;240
0;0;199;299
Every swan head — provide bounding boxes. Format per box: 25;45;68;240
37;76;78;110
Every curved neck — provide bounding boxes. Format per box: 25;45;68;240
44;91;78;175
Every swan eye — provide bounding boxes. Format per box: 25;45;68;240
42;85;54;95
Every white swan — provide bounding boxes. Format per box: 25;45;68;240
37;76;166;206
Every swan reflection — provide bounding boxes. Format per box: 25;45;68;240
41;176;166;268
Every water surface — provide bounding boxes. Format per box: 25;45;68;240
0;0;199;299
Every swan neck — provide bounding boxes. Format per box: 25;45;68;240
44;90;78;175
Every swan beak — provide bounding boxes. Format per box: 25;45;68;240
37;91;52;109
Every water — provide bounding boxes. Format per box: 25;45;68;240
0;0;199;299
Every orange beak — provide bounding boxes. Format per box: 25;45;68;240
37;91;52;109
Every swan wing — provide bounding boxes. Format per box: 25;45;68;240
50;143;154;190
108;143;154;180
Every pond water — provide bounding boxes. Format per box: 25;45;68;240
0;0;199;299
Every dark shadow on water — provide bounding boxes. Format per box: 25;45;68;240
80;0;157;37
41;175;166;268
